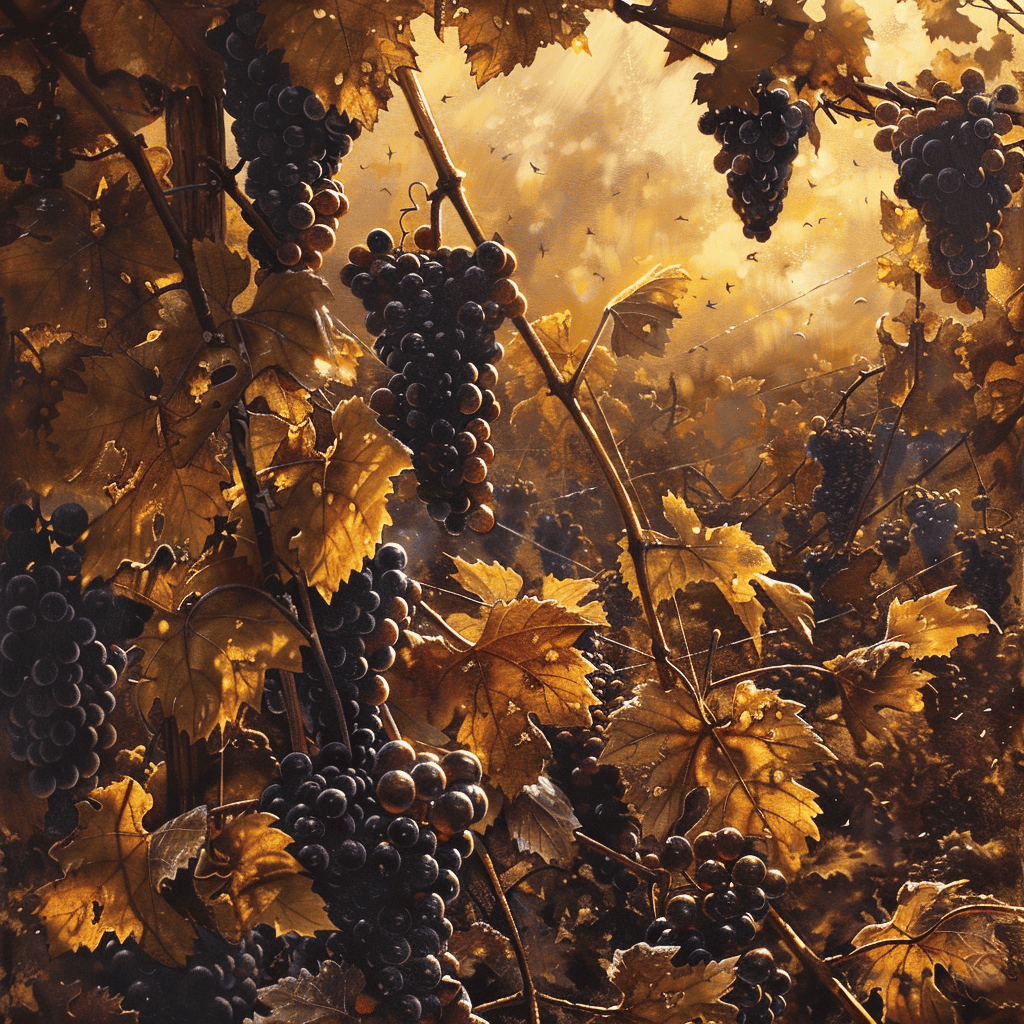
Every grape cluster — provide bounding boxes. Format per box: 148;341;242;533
697;84;811;242
260;740;483;1023
806;420;875;543
533;511;585;578
756;654;832;715
875;69;1024;313
98;927;274;1024
206;0;359;276
876;518;911;571
905;488;959;566
350;231;520;534
645;828;789;1020
543;642;640;890
0;74;75;189
284;543;420;744
955;529;1014;621
0;503;146;798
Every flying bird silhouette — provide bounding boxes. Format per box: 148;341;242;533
586;227;595;235
725;282;734;292
539;242;548;257
705;300;717;309
611;188;621;197
386;145;394;161
593;272;605;281
380;187;392;195
746;252;758;261
807;179;817;188
501;153;513;161
675;215;688;221
530;161;544;174
441;94;452;103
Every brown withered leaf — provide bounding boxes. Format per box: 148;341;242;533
0;178;177;336
135;587;305;740
694;16;804;112
234;271;359;390
449;922;521;991
600;680;833;873
35;778;205;965
394;599;596;797
974;355;1024;425
619;492;774;652
445;0;610;86
246;369;314;424
65;984;139;1022
266;397;412;600
607;266;689;358
195;238;251;326
257;0;422;126
912;0;981;42
253;961;365;1024
607;943;739;1024
196;813;334;940
777;0;873;100
507;775;581;867
80;0;224;89
660;0;760;64
849;881;1010;1024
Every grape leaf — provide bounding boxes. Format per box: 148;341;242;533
264;397;412;600
450;555;525;604
246;369;314;423
907;0;981;43
135;586;306;740
444;0;611;86
233;271;359;390
601;679;833;872
975;355;1024;426
256;0;423;127
618;492;774;653
607;266;690;359
885;587;996;659
448;922;521;991
694;16;805;112
659;0;761;65
389;599;596;797
195;813;334;940
540;575;609;627
252;961;365;1024
194;238;251;327
65;984;140;1023
849;881;1010;1024
0;178;177;337
35;778;205;965
753;574;813;643
777;0;873;99
607;943;739;1024
80;0;225;89
507;775;581;867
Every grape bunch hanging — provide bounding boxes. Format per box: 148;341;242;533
697;83;812;242
874;68;1024;313
0;503;147;798
0;72;75;189
345;229;522;535
206;0;359;276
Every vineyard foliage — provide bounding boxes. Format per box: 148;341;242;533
2;1;1024;1023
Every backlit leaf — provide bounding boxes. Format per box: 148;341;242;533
256;0;423;126
35;778;205;965
253;960;365;1024
607;266;690;358
444;0;611;86
777;0;873;100
266;396;412;600
450;555;524;604
601;679;833;872
540;575;609;626
507;775;581;867
849;881;1010;1024
135;586;305;740
196;813;334;940
753;574;813;643
885;587;996;659
607;943;739;1024
195;238;251;326
910;0;981;42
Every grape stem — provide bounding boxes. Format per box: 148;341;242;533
207;157;282;253
474;836;542;1024
573;831;667;884
567;308;612;398
397;65;680;696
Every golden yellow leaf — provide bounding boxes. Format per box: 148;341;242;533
257;0;423;126
196;813;334;941
393;599;596;798
246;369;314;424
912;0;981;42
234;271;360;390
267;397;412;600
253;961;365;1024
607;266;690;359
450;556;525;604
619;492;774;652
444;0;611;86
506;776;581;868
880;194;924;257
607;944;740;1024
777;0;873;98
540;575;609;627
135;587;305;740
886;587;997;659
35;778;204;965
753;574;813;644
600;680;833;873
849;882;1010;1024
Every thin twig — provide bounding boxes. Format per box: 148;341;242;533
277;671;309;755
573;831;665;884
568;308;611;397
419;599;474;649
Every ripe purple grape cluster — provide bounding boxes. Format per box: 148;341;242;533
806;420;875;544
346;230;521;535
876;518;911;571
259;739;484;1023
697;84;812;242
955;528;1014;622
905;487;959;566
543;642;640;890
874;69;1024;313
206;0;358;276
647;828;789;1021
285;543;420;744
0;502;146;798
533;510;585;578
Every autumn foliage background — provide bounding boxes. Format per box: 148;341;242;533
2;0;1024;1023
